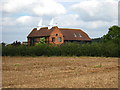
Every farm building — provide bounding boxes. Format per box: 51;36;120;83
27;26;91;45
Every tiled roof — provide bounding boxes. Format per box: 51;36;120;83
59;28;91;41
27;26;91;41
27;27;53;37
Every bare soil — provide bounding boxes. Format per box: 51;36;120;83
2;56;118;88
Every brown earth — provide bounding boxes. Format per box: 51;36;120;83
2;56;118;88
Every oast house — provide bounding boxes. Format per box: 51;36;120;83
27;26;91;45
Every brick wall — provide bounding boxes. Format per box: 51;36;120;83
49;27;64;44
27;38;30;45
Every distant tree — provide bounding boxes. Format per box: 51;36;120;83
1;42;6;46
11;41;21;46
92;37;104;42
103;25;120;43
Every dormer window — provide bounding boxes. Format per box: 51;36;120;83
79;34;82;37
74;33;77;37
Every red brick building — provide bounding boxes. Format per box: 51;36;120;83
27;26;91;45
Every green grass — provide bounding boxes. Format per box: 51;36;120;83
14;63;21;67
94;63;102;68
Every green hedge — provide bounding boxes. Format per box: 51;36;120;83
2;42;119;57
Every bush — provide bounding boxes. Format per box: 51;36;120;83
2;42;119;57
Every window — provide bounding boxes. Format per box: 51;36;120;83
58;37;62;42
74;33;77;37
30;37;34;46
52;37;55;42
79;34;82;37
56;34;58;36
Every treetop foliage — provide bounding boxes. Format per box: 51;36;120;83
103;25;120;43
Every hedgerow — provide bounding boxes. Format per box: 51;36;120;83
2;41;119;57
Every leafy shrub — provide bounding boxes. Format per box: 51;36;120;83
2;42;119;57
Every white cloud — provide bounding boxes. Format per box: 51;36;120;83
2;15;55;27
2;17;17;26
33;0;66;16
1;16;31;29
71;0;118;21
56;0;83;2
55;14;117;29
80;20;118;29
2;16;33;26
3;0;66;16
16;16;33;24
54;14;79;27
3;0;34;13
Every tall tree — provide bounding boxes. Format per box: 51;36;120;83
103;25;120;43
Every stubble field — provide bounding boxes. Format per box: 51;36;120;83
2;56;118;88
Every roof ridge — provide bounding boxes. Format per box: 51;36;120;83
59;28;88;35
59;28;82;31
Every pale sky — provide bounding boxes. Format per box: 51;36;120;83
1;0;118;43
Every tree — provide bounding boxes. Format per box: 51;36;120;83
1;42;6;46
40;37;46;44
11;41;21;46
103;25;120;43
35;37;46;46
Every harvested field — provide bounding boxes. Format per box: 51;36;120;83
2;56;118;88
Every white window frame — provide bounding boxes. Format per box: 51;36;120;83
74;33;77;37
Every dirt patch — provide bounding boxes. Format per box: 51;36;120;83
2;56;118;88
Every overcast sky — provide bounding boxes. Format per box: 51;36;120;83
1;0;118;43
